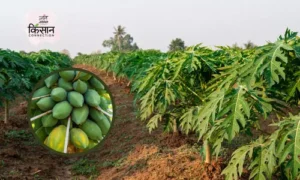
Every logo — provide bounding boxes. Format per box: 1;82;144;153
28;14;55;37
25;11;60;45
39;14;49;24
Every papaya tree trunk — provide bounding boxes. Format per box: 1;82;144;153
4;99;9;124
173;119;177;133
204;140;211;164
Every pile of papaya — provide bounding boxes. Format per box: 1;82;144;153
30;69;113;154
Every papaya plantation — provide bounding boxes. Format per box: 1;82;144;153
1;28;300;179
73;29;300;179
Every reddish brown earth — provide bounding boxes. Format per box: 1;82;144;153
0;64;253;180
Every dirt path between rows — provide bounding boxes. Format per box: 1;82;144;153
0;64;224;180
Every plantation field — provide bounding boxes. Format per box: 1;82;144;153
0;65;226;179
72;30;300;180
1;29;300;179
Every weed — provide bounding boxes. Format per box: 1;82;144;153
100;157;126;168
0;160;5;167
71;158;99;176
112;156;126;167
128;159;147;171
101;161;115;168
5;130;33;140
23;140;39;146
9;169;20;175
33;174;42;180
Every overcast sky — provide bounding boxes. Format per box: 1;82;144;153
0;0;299;57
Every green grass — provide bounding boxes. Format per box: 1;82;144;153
100;156;126;168
5;130;33;140
71;158;99;176
100;161;115;168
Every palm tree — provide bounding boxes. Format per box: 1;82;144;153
102;25;138;52
113;25;126;51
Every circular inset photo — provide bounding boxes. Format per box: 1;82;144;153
28;68;114;154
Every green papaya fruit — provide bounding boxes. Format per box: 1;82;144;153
52;101;73;119
32;86;51;108
41;114;58;127
58;78;73;91
36;97;55;111
59;70;75;81
51;87;67;102
44;73;59;88
68;91;84;107
89;77;104;90
80;120;103;141
89;108;111;135
77;71;92;81
99;97;108;110
71;104;89;125
73;80;88;94
32;86;51;99
84;89;100;107
35;127;47;142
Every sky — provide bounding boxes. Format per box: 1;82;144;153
0;0;299;57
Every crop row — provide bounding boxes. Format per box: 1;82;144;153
73;29;300;179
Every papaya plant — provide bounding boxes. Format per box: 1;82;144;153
0;49;33;123
73;28;300;179
222;113;300;180
0;49;72;124
219;29;300;179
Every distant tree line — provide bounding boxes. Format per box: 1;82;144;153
74;25;259;55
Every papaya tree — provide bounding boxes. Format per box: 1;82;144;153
73;28;300;179
221;29;300;179
0;49;32;123
0;49;72;124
